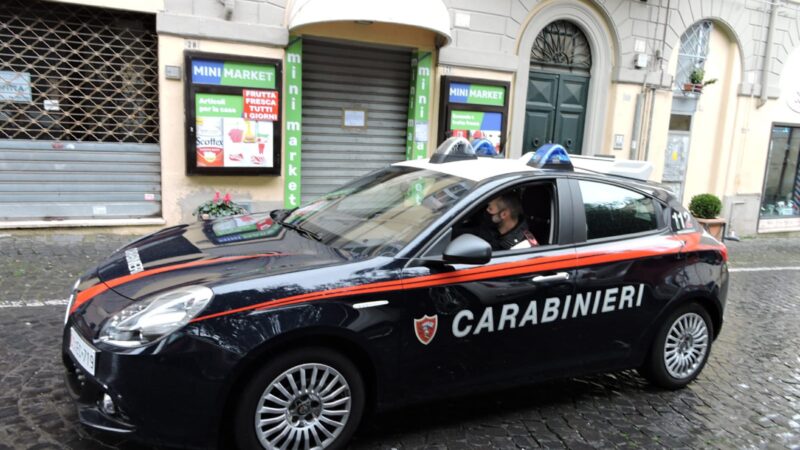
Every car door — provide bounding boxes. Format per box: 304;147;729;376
394;178;580;400
566;177;684;370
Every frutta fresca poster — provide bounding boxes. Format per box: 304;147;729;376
195;90;278;168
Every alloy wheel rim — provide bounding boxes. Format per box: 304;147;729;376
663;312;709;379
255;363;351;450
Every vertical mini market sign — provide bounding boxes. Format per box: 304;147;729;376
185;52;282;175
284;38;302;208
406;51;432;160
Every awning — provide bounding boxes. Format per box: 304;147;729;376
288;0;452;47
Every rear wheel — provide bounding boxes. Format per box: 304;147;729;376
640;303;713;389
234;347;364;450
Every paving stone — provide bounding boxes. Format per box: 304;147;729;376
0;234;799;449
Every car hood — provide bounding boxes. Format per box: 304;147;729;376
95;212;351;300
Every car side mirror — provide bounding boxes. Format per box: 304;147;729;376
443;234;492;265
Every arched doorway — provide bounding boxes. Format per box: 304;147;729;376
522;20;592;154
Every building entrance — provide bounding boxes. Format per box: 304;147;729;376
522;21;591;155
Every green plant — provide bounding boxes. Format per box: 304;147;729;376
194;192;247;219
689;193;722;219
689;68;717;87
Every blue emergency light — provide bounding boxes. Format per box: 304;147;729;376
526;144;574;170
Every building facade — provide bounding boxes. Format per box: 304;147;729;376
2;0;800;235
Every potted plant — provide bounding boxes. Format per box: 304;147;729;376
194;191;248;220
683;68;717;94
689;193;725;240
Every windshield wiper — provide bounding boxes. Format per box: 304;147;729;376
270;207;296;222
275;218;322;242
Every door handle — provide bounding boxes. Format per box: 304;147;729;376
531;272;570;283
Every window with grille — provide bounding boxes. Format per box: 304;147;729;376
0;0;159;143
675;21;714;90
530;20;592;73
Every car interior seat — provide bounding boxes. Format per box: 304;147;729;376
521;184;552;245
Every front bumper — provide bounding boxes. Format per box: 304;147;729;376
62;321;237;449
63;349;137;434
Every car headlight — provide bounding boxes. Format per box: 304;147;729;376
98;286;213;348
64;278;81;325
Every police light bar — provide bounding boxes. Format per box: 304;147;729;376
430;137;478;164
523;144;574;170
570;155;653;181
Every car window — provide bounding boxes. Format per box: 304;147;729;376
578;180;658;240
449;181;556;254
283;166;476;258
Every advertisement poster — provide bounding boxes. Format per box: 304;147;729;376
0;71;32;102
195;92;276;168
449;110;502;155
439;77;509;157
185;53;282;175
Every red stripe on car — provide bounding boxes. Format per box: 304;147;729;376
193;233;724;322
70;253;283;314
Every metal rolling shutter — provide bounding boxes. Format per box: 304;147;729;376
0;1;160;221
301;39;411;202
0;140;160;220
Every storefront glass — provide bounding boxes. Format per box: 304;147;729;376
760;125;800;220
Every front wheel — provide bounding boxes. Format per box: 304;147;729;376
234;347;365;450
640;303;713;389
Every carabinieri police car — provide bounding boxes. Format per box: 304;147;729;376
63;139;728;450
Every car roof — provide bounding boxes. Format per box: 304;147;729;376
393;157;539;181
393;156;676;202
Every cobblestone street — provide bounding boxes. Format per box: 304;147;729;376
0;232;799;449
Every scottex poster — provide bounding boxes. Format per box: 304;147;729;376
195;92;276;168
188;56;281;173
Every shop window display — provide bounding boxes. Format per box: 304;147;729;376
760;126;800;219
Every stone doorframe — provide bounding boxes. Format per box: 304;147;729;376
509;0;619;158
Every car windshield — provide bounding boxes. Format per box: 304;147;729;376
282;166;475;257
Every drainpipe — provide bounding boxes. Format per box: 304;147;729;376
758;1;780;108
631;88;646;160
643;87;657;161
220;0;235;20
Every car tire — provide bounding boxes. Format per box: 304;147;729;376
234;347;365;450
640;303;713;390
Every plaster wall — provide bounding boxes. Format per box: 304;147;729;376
723;47;800;234
157;35;286;225
683;26;742;205
601;83;640;158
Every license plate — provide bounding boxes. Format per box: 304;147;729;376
69;327;96;376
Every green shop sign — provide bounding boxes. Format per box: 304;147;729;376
448;82;505;106
450;110;484;130
191;59;276;89
195;93;243;118
284;38;303;208
406;51;432;160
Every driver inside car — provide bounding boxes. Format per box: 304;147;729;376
477;193;538;251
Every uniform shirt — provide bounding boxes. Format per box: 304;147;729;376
479;219;538;251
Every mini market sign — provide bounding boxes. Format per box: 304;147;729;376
191;59;276;89
448;82;505;107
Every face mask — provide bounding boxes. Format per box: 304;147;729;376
486;208;504;224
